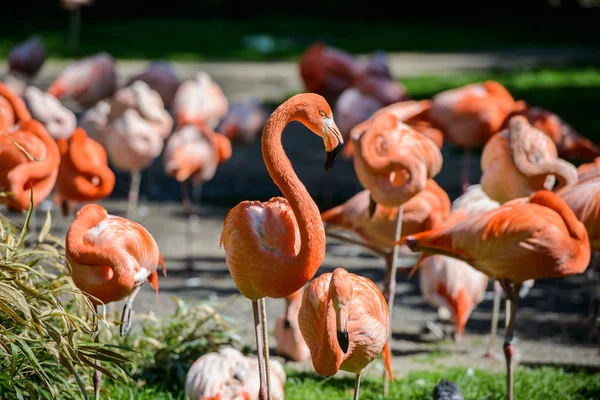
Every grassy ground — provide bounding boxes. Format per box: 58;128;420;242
0;18;598;61
104;366;600;399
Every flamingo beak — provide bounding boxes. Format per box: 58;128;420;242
337;328;349;353
325;142;343;171
368;196;377;218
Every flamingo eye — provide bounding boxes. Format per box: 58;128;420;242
320;111;327;118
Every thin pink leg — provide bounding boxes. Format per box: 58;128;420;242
500;280;521;400
461;149;471;194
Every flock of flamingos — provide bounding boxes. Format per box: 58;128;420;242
1;37;600;400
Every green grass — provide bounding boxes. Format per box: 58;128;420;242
0;17;598;61
102;366;600;400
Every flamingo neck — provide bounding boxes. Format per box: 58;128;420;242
314;300;344;376
261;101;325;281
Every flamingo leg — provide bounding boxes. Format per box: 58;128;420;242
126;170;142;220
69;6;82;53
461;149;471;194
120;286;141;336
485;280;504;360
500;280;521;400
93;305;101;400
252;300;268;400
259;297;272;400
588;252;598;325
382;205;403;397
181;180;192;216
353;372;362;400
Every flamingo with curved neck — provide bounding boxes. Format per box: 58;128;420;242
220;93;343;400
0;81;32;131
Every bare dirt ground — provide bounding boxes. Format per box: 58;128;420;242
2;50;600;378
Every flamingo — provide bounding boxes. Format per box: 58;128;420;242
163;122;232;214
218;97;268;144
0;81;32;131
66;203;166;400
124;60;181;109
502;101;600;162
0;119;60;212
55;128;115;216
47;52;117;109
426;80;517;192
220;93;343;399
185;347;286;400
5;36;46;96
577;157;600;179
399;190;591;400
79;100;111;146
480;116;578;205
298;267;393;400
173;71;229;129
274;287;311;362
23;86;77;140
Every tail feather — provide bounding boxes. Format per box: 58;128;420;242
382;340;393;382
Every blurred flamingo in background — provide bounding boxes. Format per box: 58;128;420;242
502;102;600;162
48;52;117;109
55;128;115;216
66;203;166;400
480;116;578;204
0;81;32;131
173;71;229;129
577;156;600;178
221;93;343;399
185;347;286;400
425;80;517;193
79;100;111;145
274;286;311;362
23;86;77;140
125;61;181;109
5;36;46;96
163;122;232;214
0;119;60;213
103;80;173;219
298;268;393;400
400;190;591;400
218;97;268;144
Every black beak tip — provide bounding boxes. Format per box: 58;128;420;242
283;319;291;329
368;196;377;218
325;142;344;171
337;329;349;353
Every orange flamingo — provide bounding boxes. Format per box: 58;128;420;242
426;80;517;192
480;116;578;204
298;268;393;400
47;52;117;109
163;122;232;214
23;86;77;140
66;203;166;400
125;61;181;109
185;347;286;400
274;287;311;362
0;81;32;131
399;190;591;400
502;102;600;162
55;128;115;216
577;157;600;179
220;93;343;399
173;71;229;129
0;119;60;212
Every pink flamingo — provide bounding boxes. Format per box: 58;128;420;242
173;71;229;129
125;61;181;109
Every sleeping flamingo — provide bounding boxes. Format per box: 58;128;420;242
5;36;46;96
124;61;181;109
173;71;229;129
66;203;166;400
298;268;392;400
220;93;343;399
274;287;311;362
0;119;60;212
47;52;117;109
399;190;591;400
23;86;77;140
185;347;286;400
55;128;115;216
163;122;232;214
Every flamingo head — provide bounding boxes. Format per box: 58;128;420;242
329;268;352;353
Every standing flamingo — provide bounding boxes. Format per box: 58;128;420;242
47;52;117;109
298;268;393;400
125;61;181;109
55;128;115;216
185;347;286;400
274;286;311;362
66;203;166;400
0;119;60;212
220;93;343;399
173;71;229;129
5;36;46;96
426;80;517;192
23;86;77;140
480;116;578;204
399;190;591;400
163;123;232;214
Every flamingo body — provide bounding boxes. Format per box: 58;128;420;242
125;61;181;109
23;86;77;140
217;98;268;144
173;72;229;129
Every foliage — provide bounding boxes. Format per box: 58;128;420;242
104;297;247;393
0;195;129;399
